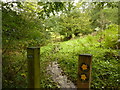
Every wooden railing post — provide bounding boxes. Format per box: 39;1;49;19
27;47;40;88
77;54;92;89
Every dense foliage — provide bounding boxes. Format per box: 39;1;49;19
55;24;119;89
45;9;92;41
2;1;119;89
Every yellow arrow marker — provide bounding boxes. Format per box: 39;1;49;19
81;64;87;70
81;74;87;80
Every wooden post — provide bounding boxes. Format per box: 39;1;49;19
27;47;40;88
77;54;92;89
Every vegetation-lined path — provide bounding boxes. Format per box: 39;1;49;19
2;1;119;89
47;61;76;88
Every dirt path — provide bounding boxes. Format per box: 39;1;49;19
47;61;76;88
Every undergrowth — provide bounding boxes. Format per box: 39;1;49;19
3;24;119;89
